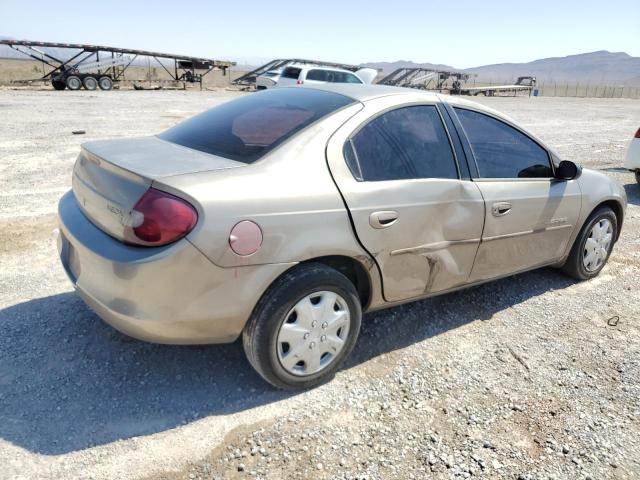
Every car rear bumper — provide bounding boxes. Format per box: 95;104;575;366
57;190;294;344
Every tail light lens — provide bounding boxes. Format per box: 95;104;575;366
635;128;640;139
296;79;303;85
126;188;197;246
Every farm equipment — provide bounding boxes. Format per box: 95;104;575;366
0;40;235;90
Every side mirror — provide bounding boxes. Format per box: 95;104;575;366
555;160;580;180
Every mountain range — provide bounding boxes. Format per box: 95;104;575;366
362;51;640;86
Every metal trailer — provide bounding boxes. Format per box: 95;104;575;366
377;68;537;97
377;67;475;92
0;39;235;90
457;76;538;97
232;58;363;88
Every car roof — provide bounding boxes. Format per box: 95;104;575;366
288;84;528;136
288;83;438;102
305;84;520;118
275;83;524;129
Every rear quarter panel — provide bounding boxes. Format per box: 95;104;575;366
155;103;373;270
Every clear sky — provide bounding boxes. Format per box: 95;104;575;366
1;0;638;68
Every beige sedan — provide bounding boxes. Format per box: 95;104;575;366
57;85;626;388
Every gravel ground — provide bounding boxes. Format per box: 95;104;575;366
0;90;639;480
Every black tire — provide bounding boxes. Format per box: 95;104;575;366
83;76;98;90
561;206;617;280
243;263;362;389
65;75;82;90
51;79;66;90
98;76;113;91
635;170;640;185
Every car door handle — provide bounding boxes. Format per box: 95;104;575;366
492;202;512;217
369;210;399;229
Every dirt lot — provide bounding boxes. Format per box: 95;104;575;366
0;90;639;480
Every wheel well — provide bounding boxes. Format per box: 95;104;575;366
594;200;624;241
303;255;372;309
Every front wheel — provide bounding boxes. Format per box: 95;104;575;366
243;263;362;389
562;207;617;280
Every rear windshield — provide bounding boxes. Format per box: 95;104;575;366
159;88;355;163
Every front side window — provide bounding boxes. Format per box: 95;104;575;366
160;88;354;163
454;108;552;178
347;106;458;181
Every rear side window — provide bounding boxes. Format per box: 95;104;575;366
160;88;354;163
306;69;329;81
306;69;362;84
454;108;552;178
281;67;302;79
333;72;362;84
348;106;458;181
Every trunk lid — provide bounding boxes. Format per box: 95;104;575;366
72;136;243;241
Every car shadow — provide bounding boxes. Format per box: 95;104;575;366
623;182;640;206
0;268;574;455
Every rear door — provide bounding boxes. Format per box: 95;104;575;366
327;96;485;302
450;106;582;281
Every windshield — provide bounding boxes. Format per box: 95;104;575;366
159;88;354;163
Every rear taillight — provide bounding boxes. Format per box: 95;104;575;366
126;188;197;246
635;128;640;139
296;79;303;85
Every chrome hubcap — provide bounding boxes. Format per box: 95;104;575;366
583;218;613;272
277;291;350;376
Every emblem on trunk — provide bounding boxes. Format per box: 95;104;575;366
107;203;124;223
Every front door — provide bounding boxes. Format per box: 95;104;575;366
327;99;485;302
450;107;582;281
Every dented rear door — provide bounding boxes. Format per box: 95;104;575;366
326;97;485;302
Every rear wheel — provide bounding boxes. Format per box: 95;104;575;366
83;76;98;90
243;263;361;389
65;75;82;90
562;206;617;280
98;76;113;91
